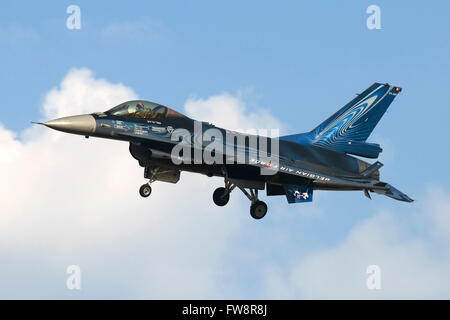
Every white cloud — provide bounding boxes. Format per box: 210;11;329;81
42;68;137;119
100;20;167;41
0;25;39;43
0;68;278;298
2;67;450;299
263;190;450;299
185;93;284;133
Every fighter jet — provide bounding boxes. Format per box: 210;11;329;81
35;83;413;219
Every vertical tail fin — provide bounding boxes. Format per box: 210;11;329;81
281;83;402;158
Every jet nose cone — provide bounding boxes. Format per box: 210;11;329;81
44;114;96;135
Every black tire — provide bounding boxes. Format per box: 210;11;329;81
213;187;230;206
250;201;267;219
139;184;152;198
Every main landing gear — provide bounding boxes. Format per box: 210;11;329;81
212;174;235;206
139;167;158;198
250;201;268;220
213;187;230;206
212;169;268;220
239;187;268;220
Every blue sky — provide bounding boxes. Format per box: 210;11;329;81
2;1;450;185
1;1;450;298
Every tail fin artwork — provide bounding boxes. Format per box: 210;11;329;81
280;83;402;158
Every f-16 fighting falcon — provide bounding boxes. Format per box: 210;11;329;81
35;83;413;219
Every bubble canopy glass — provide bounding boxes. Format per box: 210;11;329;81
106;100;187;120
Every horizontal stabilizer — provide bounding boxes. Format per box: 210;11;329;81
283;184;313;204
373;183;414;202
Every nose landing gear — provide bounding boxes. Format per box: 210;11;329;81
139;184;152;197
139;167;158;198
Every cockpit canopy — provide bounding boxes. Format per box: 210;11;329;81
106;100;187;120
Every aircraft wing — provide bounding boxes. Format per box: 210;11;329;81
245;155;413;203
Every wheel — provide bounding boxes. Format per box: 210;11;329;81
250;201;267;219
213;187;230;206
139;184;152;198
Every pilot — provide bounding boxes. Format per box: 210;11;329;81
136;102;144;111
134;102;154;119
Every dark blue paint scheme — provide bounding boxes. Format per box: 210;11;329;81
40;82;413;213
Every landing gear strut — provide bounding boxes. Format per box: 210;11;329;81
139;167;158;198
213;168;268;219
